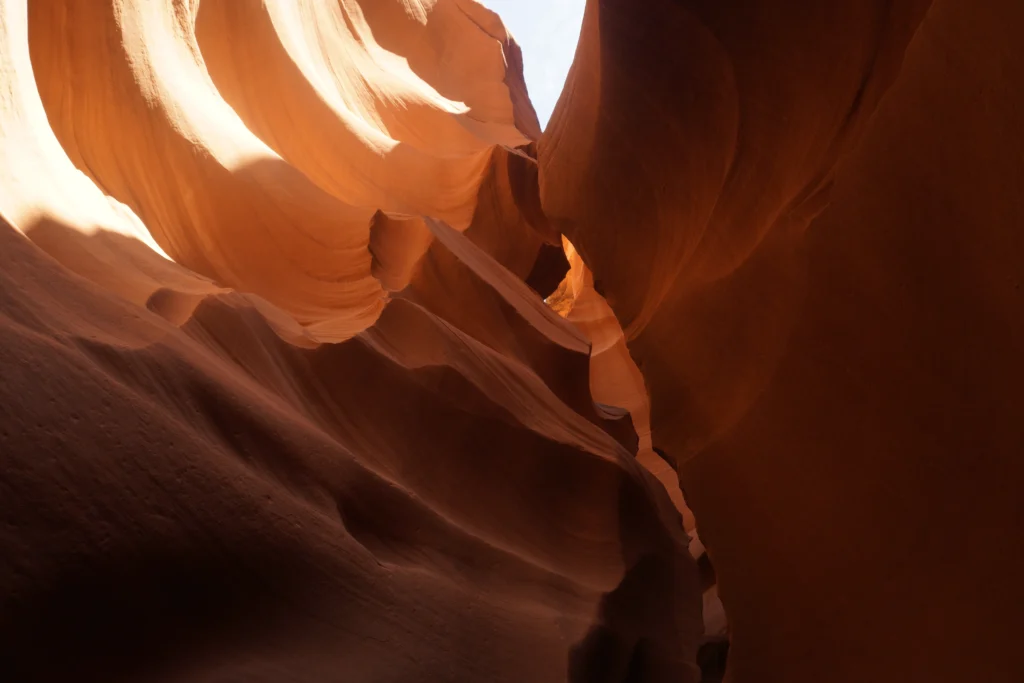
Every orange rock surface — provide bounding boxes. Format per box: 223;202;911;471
1;0;1021;681
540;0;1023;681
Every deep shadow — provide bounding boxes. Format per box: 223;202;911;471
697;640;730;683
568;472;703;682
526;242;571;298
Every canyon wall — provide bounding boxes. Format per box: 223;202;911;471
1;0;1021;681
540;0;1023;681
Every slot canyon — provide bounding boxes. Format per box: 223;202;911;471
0;1;1021;681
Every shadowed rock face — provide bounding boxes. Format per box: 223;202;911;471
540;0;1024;681
0;0;1020;681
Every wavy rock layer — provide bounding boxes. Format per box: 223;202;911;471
540;0;1023;681
2;0;1022;681
0;1;700;681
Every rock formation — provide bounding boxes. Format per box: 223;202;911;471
1;0;1021;681
540;0;1024;681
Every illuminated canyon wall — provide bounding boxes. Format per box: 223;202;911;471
1;1;1021;681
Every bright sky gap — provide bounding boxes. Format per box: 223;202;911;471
479;0;586;128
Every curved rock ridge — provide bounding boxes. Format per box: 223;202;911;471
550;235;728;656
3;0;1022;681
541;0;1024;680
0;0;218;317
1;0;702;681
0;211;701;682
193;0;536;291
25;0;539;340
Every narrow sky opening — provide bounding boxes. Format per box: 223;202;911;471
479;0;585;129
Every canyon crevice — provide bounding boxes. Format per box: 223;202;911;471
1;1;1021;681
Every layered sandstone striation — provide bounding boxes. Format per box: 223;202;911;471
1;1;700;681
540;0;1024;681
1;0;1021;681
